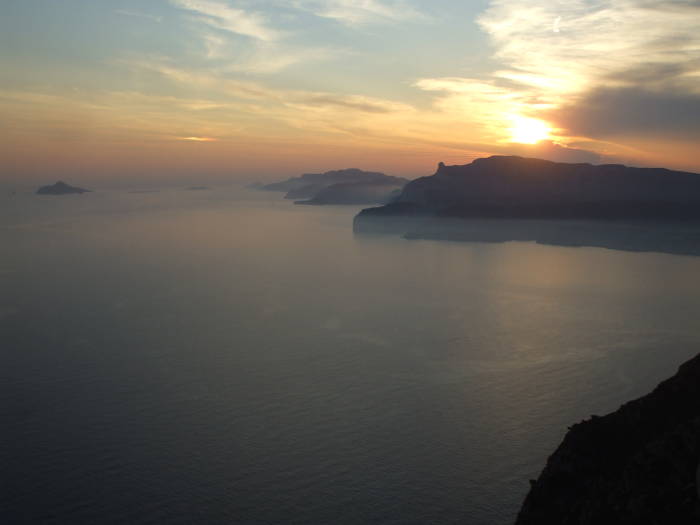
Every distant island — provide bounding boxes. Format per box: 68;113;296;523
258;168;409;205
353;156;700;255
516;352;700;524
36;181;91;195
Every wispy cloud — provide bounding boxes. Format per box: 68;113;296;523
129;60;278;99
292;0;426;25
215;43;336;74
114;9;163;23
171;0;281;41
178;136;219;141
477;0;700;98
171;0;341;74
289;93;412;114
133;59;413;114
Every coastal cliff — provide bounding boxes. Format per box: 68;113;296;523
516;353;700;524
353;156;700;255
356;156;700;221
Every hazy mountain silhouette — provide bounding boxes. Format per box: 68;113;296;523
516;352;700;524
295;180;404;205
36;181;91;195
259;168;409;204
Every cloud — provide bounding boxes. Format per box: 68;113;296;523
216;43;336;74
549;86;700;140
477;0;700;99
131;60;277;99
128;59;410;111
414;0;700;163
114;9;163;23
202;33;227;59
422;138;604;165
503;140;603;164
292;0;426;25
171;1;341;74
105;59;444;153
414;77;509;96
178;136;219;141
291;93;410;113
171;0;281;41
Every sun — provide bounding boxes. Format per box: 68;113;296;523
508;116;551;144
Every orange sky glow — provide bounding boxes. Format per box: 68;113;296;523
2;1;699;186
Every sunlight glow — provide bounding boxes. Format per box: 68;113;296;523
508;116;551;144
179;136;218;142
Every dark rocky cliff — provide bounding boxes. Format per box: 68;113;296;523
516;353;700;525
357;156;700;221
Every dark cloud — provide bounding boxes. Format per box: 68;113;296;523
549;86;700;140
608;60;700;86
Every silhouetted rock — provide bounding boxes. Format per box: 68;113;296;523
259;168;409;203
357;156;700;221
516;353;700;524
36;181;91;195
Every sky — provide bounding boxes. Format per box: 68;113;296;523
1;0;699;185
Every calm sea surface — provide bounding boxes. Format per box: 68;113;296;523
3;187;700;524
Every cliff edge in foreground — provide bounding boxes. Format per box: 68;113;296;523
516;353;700;525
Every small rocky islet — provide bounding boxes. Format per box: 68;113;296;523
36;181;91;195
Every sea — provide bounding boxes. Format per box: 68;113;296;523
3;186;700;524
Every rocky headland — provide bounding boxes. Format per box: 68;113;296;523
353;156;700;255
357;156;700;220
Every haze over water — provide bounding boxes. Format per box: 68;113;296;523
3;188;700;524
